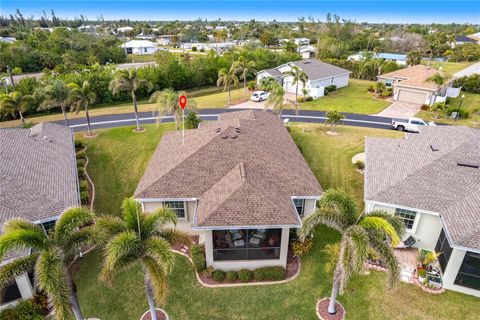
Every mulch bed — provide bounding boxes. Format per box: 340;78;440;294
316;298;345;320
140;309;168;320
171;235;199;256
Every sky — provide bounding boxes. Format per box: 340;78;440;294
1;0;479;24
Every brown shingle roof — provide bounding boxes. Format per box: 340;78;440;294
135;110;322;228
379;65;448;91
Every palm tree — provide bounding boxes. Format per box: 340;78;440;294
233;56;256;100
109;69;153;131
39;80;71;126
68;81;96;136
325;110;345;134
299;189;404;315
217;65;239;105
96;198;191;320
426;72;452;105
265;82;286;116
0;208;97;320
0;91;34;124
149;89;197;130
284;65;308;113
406;51;421;66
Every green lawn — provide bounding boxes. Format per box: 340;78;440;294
72;123;479;320
127;54;157;63
299;79;390;114
420;60;477;74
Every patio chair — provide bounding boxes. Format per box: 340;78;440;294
403;236;416;248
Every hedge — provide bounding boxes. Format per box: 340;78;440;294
225;271;238;282
191;244;206;272
253;267;286;281
212;270;225;282
237;269;253;282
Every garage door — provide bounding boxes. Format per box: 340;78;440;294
284;81;305;94
397;90;427;104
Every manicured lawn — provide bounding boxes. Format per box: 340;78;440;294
127;54;156;63
420;60;477;74
72;123;479;320
298;79;390;114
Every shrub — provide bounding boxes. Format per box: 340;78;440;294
253;267;286;281
77;166;85;178
185;112;201;129
418;268;427;278
291;238;313;257
75;140;85;150
381;88;393;97
212;270;225;282
247;80;256;91
199;47;205;52
0;307;18;320
305;96;313;101
79;180;88;192
30;293;49;314
191;244;206;272
325;85;337;93
446;106;470;119
296;97;304;103
203;266;214;278
225;271;238;282
420;104;430;111
0;297;49;320
76;150;86;159
354;160;365;170
77;158;86;167
237;269;253;282
367;84;375;92
22;121;35;129
80;190;89;205
192;46;197;52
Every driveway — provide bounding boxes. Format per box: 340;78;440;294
227;99;268;109
375;101;422;119
454;61;480;78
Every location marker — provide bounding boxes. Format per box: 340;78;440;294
179;95;187;110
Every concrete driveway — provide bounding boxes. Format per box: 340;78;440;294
227;99;269;109
454;61;480;78
376;101;422;119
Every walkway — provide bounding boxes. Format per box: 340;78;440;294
454;61;480;78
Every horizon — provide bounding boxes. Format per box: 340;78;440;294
1;0;479;24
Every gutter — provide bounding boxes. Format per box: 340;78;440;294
70;127;81;207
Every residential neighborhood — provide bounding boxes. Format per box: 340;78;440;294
0;1;479;320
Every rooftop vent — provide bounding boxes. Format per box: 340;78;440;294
215;127;221;133
430;144;439;151
457;160;479;168
303;60;311;64
239;162;247;178
234;127;241;133
221;134;228;139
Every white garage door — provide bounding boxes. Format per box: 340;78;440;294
284;81;305;94
397;90;427;105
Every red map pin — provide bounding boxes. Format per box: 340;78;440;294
179;95;187;110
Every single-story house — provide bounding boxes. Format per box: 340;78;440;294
452;35;479;47
294;38;310;46
377;65;458;105
134;110;323;271
365;126;480;297
157;35;175;46
0;122;80;309
120;40;158;55
256;59;351;98
117;26;134;33
298;45;316;59
348;52;408;65
0;37;16;43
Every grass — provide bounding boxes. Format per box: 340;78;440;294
299;79;390;114
127;54;156;63
420;60;477;74
72;123;479;320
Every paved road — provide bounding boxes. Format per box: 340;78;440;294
62;109;402;132
454;61;480;78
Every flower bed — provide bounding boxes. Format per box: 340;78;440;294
316;298;345;320
140;308;169;320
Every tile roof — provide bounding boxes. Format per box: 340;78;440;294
261;68;282;77
455;35;477;43
365;126;480;251
380;65;446;91
135;110;322;228
290;59;350;80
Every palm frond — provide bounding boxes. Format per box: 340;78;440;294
121;197;143;233
318;189;358;226
323;242;340;274
54;207;95;246
143;207;177;232
370;237;401;289
298;208;346;241
158;228;192;247
142;256;168;306
344;225;369;275
0;253;38;303
0;228;48;259
359;216;400;247
145;237;175;274
61;226;98;260
95;215;128;244
367;211;406;240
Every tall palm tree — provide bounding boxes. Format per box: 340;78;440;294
265;82;286;116
406;51;421;66
299;189;404;315
426;72;452;105
68;81;96;136
0;91;34;124
325;110;345;134
284;65;308;113
96;198;191;320
233;56;256;100
217;65;239;105
109;68;153;131
149;89;197;130
0;208;97;320
39;80;71;126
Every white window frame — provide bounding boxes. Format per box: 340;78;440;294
162;201;187;221
394;208;418;232
293;198;305;218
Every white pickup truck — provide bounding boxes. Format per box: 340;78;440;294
391;117;436;132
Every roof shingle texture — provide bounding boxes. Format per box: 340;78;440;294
379;65;443;90
365;126;480;250
135;110;322;228
290;59;351;80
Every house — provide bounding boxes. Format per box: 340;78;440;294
157;34;175;46
0;37;16;43
365;126;480;297
348;52;408;65
134;110;322;271
256;59;351;98
298;45;316;59
117;26;134;33
120;40;158;55
377;65;458;105
294;38;310;46
0;123;80;309
452;35;479;47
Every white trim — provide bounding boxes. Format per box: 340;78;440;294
193;223;301;230
440;216;480;254
308;72;351;82
33;216;60;224
365;200;440;216
135;197;198;202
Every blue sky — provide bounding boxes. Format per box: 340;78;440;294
1;1;479;24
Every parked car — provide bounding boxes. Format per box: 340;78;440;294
250;91;270;102
392;117;435;132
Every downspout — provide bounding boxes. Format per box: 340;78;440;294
70;128;81;207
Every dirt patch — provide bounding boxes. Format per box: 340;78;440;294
140;309;168;320
316;298;345;320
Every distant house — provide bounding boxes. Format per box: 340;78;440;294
348;52;408;65
120;40;158;55
377;65;458;105
365;126;480;297
215;26;228;31
453;35;478;47
2;72;43;87
157;35;175;46
294;38;310;46
298;45;316;59
0;37;16;43
0;123;80;309
117;26;134;33
134;110;322;271
256;59;351;98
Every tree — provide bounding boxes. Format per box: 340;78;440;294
184;111;201;129
0;208;97;320
109;68;153;131
426;72;452;105
299;189;404;315
265;82;286;116
149;89;196;130
325;110;344;134
217;65;239;105
407;50;421;66
38;80;71;126
259;31;277;47
285;41;297;53
284;65;308;113
96;198;191;320
233;56;256;100
0;91;34;124
68;81;96;136
428;102;448;119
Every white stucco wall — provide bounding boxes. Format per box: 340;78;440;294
442;248;480;297
310;74;350;89
130;46;158;55
256;71;282;86
142;200;202;235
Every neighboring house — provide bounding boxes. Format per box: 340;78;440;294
0;37;16;43
120;40;158;55
298;45;316;59
377;65;458;105
452;35;479;47
294;38;310;46
0;123;80;309
256;59;351;98
365;126;480;297
348;52;408;65
117;26;134;33
1;72;43;87
134;110;322;271
157;34;175;46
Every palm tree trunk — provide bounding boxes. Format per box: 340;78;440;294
85;108;92;136
295;83;299;115
61;105;69;126
132;91;141;131
227;86;231;105
68;275;84;320
328;263;343;314
19;109;25;124
144;270;158;320
243;77;247;101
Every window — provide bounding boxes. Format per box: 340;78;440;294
394;208;417;230
163;201;186;219
144;48;147;53
385;79;393;87
1;280;22;303
41;220;57;234
293;199;305;217
455;252;480;290
435;229;453;272
212;229;282;261
331;77;334;83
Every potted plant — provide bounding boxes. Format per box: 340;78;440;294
418;268;427;283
